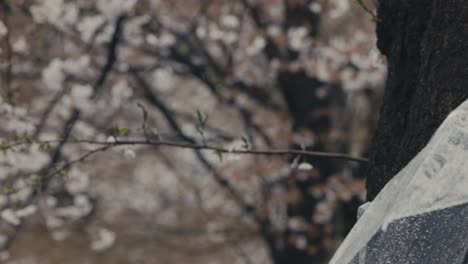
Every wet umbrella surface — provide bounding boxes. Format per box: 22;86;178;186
330;99;468;264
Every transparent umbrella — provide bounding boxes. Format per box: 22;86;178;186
330;99;468;264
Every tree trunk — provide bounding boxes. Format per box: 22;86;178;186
366;0;468;201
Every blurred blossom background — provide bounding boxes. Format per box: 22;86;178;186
0;0;386;263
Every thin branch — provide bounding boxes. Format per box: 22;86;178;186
355;0;380;22
3;138;368;163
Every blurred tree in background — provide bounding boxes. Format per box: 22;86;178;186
0;0;385;263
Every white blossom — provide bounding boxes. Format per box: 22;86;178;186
0;20;7;37
328;0;350;19
15;205;37;218
70;84;93;111
146;34;158;45
91;228;116;251
45;196;58;208
309;2;322;13
106;136;116;143
42;59;65;91
1;209;20;226
220;15;240;28
288;217;306;231
5;117;36;135
66;168;90;194
62;3;79;26
77;15;106;43
111;80;133;105
9;186;32;204
298;162;314;171
146;32;176;47
98;0;137;21
208;23;223;41
158;32;176;47
288;27;308;51
30;0;64;24
45;215;64;229
225;154;241;162
96;24;116;43
62;56;90;75
2;146;50;173
267;25;281;37
123;147;137;160
124;15;150;46
74;121;95;139
295;236;307;250
51;229;69;241
30;0;78;29
246;36;266;55
313;202;333;224
55;195;92;220
196;26;207;39
223;32;238;45
152;68;175;91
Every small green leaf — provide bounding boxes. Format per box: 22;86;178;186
28;176;43;194
212;143;224;162
194;110;208;145
196;110;207;126
1;187;18;195
0;141;9;156
119;127;130;136
214;149;223;162
14;131;29;142
106;124;131;137
195;123;203;135
39;142;51;151
355;0;380;22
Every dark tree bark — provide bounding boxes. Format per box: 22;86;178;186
366;0;468;200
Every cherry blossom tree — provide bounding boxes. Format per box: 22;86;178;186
0;0;384;263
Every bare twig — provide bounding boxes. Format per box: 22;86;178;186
3;138;368;163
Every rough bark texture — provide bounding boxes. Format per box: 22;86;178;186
367;0;468;200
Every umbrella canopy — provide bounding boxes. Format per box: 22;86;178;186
330;99;468;264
